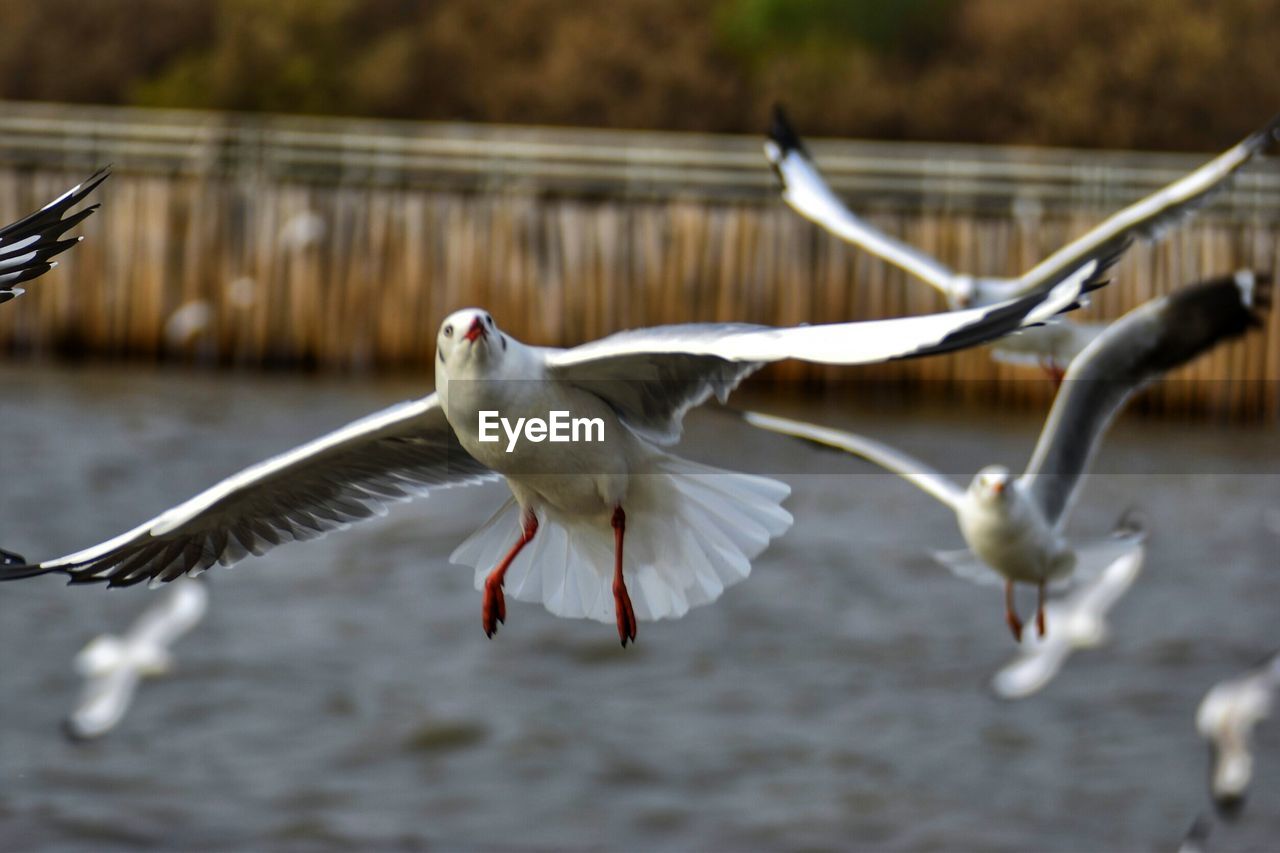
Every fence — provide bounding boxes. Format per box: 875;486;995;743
1;100;1277;418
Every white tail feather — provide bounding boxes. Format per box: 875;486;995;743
450;454;792;623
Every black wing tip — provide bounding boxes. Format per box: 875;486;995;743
1213;791;1247;821
1161;269;1272;352
1245;111;1280;153
1113;506;1147;537
768;104;807;157
0;550;58;581
1183;814;1213;843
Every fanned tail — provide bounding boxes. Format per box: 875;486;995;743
451;454;793;623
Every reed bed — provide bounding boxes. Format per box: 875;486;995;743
0;105;1277;421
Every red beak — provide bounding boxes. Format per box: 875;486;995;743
993;481;1006;495
463;316;486;343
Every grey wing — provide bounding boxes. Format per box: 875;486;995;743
1020;271;1269;526
741;411;965;509
0;169;108;303
1016;114;1280;296
0;394;493;586
543;280;1071;444
765;107;962;300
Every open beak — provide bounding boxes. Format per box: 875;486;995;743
463;316;487;344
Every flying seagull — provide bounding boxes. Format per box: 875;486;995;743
744;271;1268;640
990;538;1143;698
65;578;209;740
764;107;1279;370
1196;649;1280;817
0;168;109;305
0;274;1089;647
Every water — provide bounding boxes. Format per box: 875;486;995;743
1;363;1278;851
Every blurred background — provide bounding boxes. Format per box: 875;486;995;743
4;0;1280;148
1;0;1279;416
2;2;1279;850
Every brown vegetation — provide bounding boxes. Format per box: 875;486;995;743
1;0;1278;150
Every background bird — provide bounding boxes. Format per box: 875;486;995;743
764;107;1279;374
990;536;1144;698
64;578;209;740
744;271;1269;640
1196;649;1280;817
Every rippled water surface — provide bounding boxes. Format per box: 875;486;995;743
2;364;1278;851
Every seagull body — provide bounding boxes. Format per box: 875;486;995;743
1196;651;1280;816
745;271;1268;640
66;579;208;740
764;107;1280;368
0;280;1083;644
991;544;1144;699
0;169;108;305
987;321;1107;377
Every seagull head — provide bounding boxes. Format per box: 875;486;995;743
436;308;505;373
971;465;1012;504
950;276;977;310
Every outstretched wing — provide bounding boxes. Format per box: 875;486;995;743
1016;114;1280;294
0;394;493;587
544;269;1089;444
1020;271;1270;527
740;411;965;509
765;107;963;301
0;168;108;303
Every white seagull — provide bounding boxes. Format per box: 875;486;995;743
1196;650;1280;817
0;168;109;305
65;578;209;740
0;276;1087;647
990;538;1144;698
764;107;1279;372
744;271;1268;641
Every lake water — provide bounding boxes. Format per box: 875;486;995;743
1;363;1278;851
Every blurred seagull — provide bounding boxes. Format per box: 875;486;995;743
0;272;1090;647
1196;650;1280;817
65;579;208;740
765;108;1280;373
744;272;1268;641
0;168;109;305
991;537;1143;698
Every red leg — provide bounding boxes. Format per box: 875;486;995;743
1036;581;1047;638
1004;580;1023;642
1040;358;1065;389
612;506;637;647
482;512;538;638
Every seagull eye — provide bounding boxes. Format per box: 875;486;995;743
485;314;493;327
444;325;453;337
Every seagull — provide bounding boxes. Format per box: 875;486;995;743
764;107;1279;372
65;578;209;740
0;168;109;305
744;271;1268;641
991;538;1143;698
0;276;1089;647
1196;650;1280;817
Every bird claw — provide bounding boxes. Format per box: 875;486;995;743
614;584;637;648
482;577;506;638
